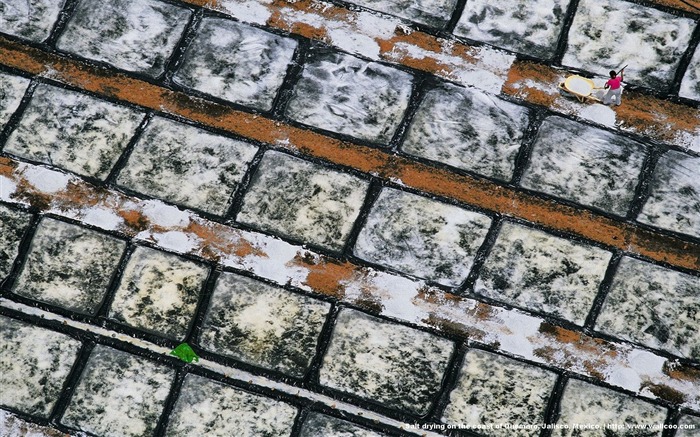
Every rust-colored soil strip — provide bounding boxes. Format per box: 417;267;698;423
650;0;700;14
0;36;698;272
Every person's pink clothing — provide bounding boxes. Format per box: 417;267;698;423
606;76;622;90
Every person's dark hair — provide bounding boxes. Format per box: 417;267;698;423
609;70;617;78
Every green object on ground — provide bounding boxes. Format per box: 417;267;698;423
170;343;199;363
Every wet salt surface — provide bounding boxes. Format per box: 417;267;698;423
637;151;700;239
299;412;387;436
553;378;667;436
562;0;695;90
475;221;612;325
0;72;30;130
61;345;174;437
454;0;571;59
677;415;700;437
0;316;81;418
520;116;647;216
319;308;454;415
117;116;258;216
347;0;458;28
354;187;492;286
237;150;369;252
108;246;210;340
0;203;30;283
680;47;700;101
5;84;144;180
0;409;85;437
0;0;65;42
166;374;297;436
12;217;126;315
286;51;413;144
596;256;700;361
173;17;298;111
401;82;529;181
199;272;330;377
215;0;275;26
56;0;191;77
442;349;557;436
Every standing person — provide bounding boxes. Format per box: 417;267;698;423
603;67;624;106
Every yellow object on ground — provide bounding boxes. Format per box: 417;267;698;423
559;75;603;103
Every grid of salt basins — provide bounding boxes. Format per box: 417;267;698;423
1;0;699;435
